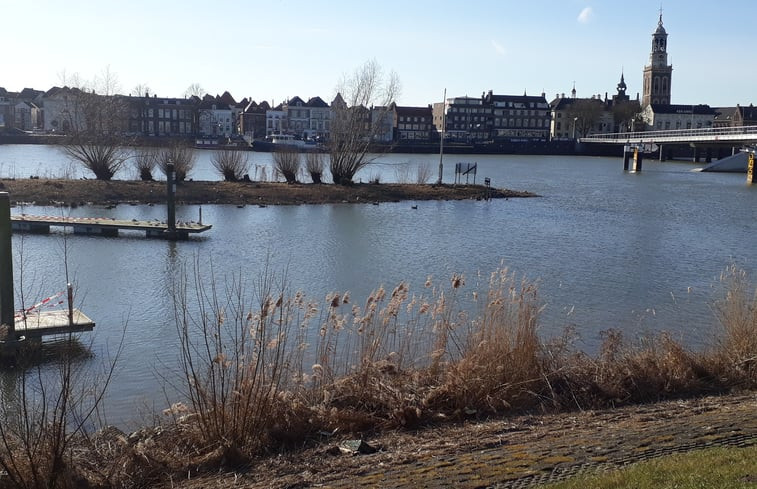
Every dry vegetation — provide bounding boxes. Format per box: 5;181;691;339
0;178;529;207
272;147;301;183
210;149;250;182
0;265;755;488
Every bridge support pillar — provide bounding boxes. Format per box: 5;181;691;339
632;148;643;172
623;147;631;171
705;148;712;163
693;147;701;163
748;153;755;184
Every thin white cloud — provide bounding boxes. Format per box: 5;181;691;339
491;39;506;56
577;7;594;24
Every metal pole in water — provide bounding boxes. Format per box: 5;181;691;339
166;162;176;239
748;152;755;184
0;192;15;339
437;88;446;185
67;282;74;327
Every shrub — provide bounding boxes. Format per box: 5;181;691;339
305;152;325;184
415;162;433;184
157;142;195;181
133;148;157;181
210;149;250;182
272;147;301;183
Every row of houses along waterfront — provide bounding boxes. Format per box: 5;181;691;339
2;14;756;148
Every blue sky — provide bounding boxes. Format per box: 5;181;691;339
4;0;756;107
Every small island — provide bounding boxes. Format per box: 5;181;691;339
0;178;536;207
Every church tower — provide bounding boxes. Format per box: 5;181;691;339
642;12;673;106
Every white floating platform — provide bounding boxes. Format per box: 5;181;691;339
11;309;95;338
10;214;211;239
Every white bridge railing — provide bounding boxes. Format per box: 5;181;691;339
580;125;757;144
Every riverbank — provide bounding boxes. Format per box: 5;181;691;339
0;178;534;207
166;391;757;488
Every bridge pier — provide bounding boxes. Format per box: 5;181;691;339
632;148;643;172
623;145;643;172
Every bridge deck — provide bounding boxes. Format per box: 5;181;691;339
581;125;757;145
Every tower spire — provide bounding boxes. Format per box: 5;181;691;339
642;11;672;107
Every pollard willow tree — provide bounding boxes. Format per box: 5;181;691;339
59;69;132;180
328;60;400;185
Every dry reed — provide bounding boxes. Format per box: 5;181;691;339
166;264;757;458
19;264;755;486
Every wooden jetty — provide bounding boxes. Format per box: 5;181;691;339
11;214;211;239
0;192;95;357
10;163;211;240
11;309;95;339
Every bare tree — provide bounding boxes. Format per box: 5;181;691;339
567;99;605;138
305;152;325;183
328;60;400;184
273;147;301;184
184;83;206;99
612;100;642;132
58;69;132;180
130;83;152;97
211;149;250;182
133;148;158;181
415;162;433;184
157;142;196;181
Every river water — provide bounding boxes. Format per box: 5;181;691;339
0;144;755;427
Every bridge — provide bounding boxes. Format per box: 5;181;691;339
579;125;757;145
579;126;757;182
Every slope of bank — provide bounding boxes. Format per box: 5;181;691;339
166;392;757;489
0;178;535;207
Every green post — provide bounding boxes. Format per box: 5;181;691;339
0;192;15;337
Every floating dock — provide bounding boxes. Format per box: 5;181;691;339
1;193;96;358
11;309;95;339
11;214;211;239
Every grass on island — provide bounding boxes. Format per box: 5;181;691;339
536;445;757;489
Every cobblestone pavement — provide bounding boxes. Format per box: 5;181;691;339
175;393;757;488
312;394;757;488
